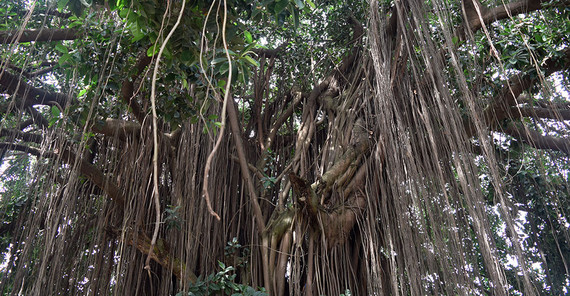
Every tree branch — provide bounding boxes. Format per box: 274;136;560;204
25;106;49;128
0;142;42;156
6;62;57;79
484;48;570;126
319;191;366;249
253;43;288;59
515;106;570;120
0;129;43;143
0;28;80;44
91;118;141;140
503;123;570;155
120;53;151;123
264;88;303;151
0;68;74;108
27;65;57;78
463;0;548;33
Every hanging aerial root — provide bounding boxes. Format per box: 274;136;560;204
147;0;187;271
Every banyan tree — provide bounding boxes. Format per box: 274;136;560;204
0;0;569;294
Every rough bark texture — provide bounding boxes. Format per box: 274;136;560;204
0;28;80;44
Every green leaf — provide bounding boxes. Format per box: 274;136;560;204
69;20;83;28
242;65;250;83
108;0;125;10
142;2;156;16
147;44;159;57
119;8;130;19
251;6;262;20
242;42;257;54
244;30;253;43
58;0;70;11
58;53;72;65
242;55;260;67
131;31;145;42
534;32;544;43
211;57;227;65
180;50;195;64
55;43;69;54
231;62;238;80
273;0;288;14
306;0;316;9
216;48;236;56
294;0;304;9
69;0;84;15
48;117;58;128
78;87;90;97
51;105;61;118
293;7;300;29
218;62;229;75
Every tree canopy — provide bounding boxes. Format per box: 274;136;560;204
0;0;569;295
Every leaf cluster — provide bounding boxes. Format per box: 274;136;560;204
177;261;266;296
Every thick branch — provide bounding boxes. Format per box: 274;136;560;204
0;129;42;143
0;143;42;156
463;0;547;32
264;88;303;151
347;15;364;44
17;118;35;130
92;118;141;140
26;65;57;78
484;48;570;126
253;43;288;59
6;62;56;79
0;28;80;44
65;151;126;208
121;53;151;123
228;98;272;292
515;106;570;120
0;68;73;107
483;0;544;26
26;106;50;128
503;123;570;155
519;94;570;109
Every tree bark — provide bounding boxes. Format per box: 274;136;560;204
0;28;80;44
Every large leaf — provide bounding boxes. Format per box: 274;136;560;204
273;0;289;15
